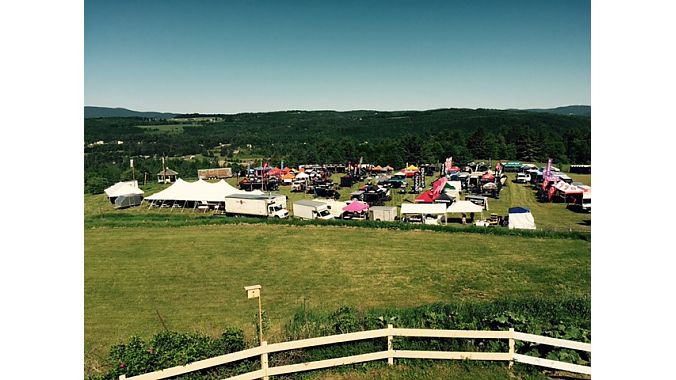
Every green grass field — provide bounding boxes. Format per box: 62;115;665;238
84;170;591;377
304;363;548;380
84;223;590;373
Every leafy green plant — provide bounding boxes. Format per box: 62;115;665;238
90;329;248;380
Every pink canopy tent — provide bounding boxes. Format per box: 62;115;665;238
342;201;369;213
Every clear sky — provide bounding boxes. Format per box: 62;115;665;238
85;0;590;114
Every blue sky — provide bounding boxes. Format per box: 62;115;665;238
85;0;590;114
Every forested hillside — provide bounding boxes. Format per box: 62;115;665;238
84;108;590;192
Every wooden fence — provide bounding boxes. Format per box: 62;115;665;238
120;326;591;380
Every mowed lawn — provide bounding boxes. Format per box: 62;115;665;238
85;223;590;370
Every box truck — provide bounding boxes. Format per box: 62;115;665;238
224;194;288;218
293;200;334;220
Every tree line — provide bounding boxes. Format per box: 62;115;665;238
84;109;590;193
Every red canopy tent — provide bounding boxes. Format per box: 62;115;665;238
415;190;439;203
267;168;282;176
481;173;495;182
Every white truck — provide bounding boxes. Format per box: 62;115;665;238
515;172;531;183
224;194;289;218
293;200;334;220
314;198;347;219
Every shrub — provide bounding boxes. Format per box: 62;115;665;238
90;328;248;380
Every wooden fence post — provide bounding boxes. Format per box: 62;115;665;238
508;328;515;369
387;324;394;366
261;340;269;380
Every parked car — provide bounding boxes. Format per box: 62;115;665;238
515;173;531;183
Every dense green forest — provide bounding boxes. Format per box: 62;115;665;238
84;108;590;193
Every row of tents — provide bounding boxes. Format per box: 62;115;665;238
104;178;265;210
104;177;536;229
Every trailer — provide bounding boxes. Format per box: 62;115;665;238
198;168;233;179
367;206;398;222
293;200;334;220
224;194;288;218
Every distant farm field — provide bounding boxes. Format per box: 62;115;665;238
84;223;590;373
135;123;200;133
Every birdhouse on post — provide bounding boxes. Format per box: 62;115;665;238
245;285;261;299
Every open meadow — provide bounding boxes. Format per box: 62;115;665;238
84;170;591;377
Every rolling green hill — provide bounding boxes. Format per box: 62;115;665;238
84;106;177;119
524;105;591;117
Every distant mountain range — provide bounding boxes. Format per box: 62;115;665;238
85;105;590;119
84;106;177;119
523;105;590;117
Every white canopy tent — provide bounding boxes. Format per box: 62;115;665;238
446;201;484;214
104;180;144;198
508;207;536;230
400;203;447;224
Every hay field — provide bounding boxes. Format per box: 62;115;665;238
84;223;590;371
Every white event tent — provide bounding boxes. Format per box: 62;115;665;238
145;178;263;210
104;180;144;204
446;200;484;214
400;203;447;224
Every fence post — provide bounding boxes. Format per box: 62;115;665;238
508;328;515;369
387;324;394;366
261;340;269;380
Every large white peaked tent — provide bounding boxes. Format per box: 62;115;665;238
145;178;263;209
508;207;536;230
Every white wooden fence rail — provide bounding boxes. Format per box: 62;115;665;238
119;326;591;380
